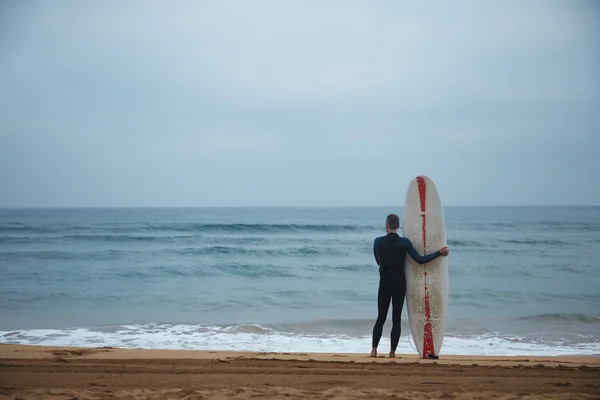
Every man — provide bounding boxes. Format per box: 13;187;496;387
371;213;449;358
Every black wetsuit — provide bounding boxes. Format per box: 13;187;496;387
371;232;442;351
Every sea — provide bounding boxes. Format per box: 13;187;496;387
1;207;599;356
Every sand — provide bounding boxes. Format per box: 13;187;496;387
1;344;599;399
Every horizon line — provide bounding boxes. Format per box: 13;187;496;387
1;205;599;209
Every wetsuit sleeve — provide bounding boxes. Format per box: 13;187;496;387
405;238;441;265
373;239;381;267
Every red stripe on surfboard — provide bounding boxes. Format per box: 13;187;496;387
417;176;435;359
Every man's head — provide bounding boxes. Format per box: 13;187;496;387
385;214;400;233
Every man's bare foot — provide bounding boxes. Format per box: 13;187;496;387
389;351;395;358
370;348;377;358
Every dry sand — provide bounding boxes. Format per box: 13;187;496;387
1;344;599;399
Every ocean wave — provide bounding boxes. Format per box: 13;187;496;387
0;225;89;234
533;221;600;231
0;233;193;244
447;239;483;248
1;323;598;356
62;234;194;242
517;313;600;324
116;263;297;279
0;234;367;246
502;239;568;246
467;221;600;232
0;250;69;261
0;244;351;262
0;249;134;261
287;318;394;335
327;263;371;272
203;236;271;244
468;222;520;230
118;266;220;279
0;224;375;244
150;223;375;233
0;222;376;236
0;236;49;244
174;246;347;257
219;263;297;278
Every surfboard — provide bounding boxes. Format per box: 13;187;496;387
403;175;449;359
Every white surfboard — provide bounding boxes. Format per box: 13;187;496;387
403;175;449;359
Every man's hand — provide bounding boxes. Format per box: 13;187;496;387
439;246;449;256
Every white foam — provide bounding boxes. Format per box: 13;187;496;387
1;325;599;356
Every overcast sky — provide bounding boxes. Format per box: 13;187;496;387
0;0;598;207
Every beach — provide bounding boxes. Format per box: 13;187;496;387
1;344;599;399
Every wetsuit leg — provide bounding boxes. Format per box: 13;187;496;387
372;284;392;349
390;285;406;352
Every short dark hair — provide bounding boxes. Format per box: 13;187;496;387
386;214;400;230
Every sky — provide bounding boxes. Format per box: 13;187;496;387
0;0;598;207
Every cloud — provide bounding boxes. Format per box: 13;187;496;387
5;1;596;109
0;0;598;206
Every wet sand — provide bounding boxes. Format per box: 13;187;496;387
1;344;599;399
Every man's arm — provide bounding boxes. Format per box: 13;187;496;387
373;238;381;267
404;238;446;265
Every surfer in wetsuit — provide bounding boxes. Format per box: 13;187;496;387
371;213;449;358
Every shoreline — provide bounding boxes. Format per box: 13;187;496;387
2;343;600;365
2;344;600;399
